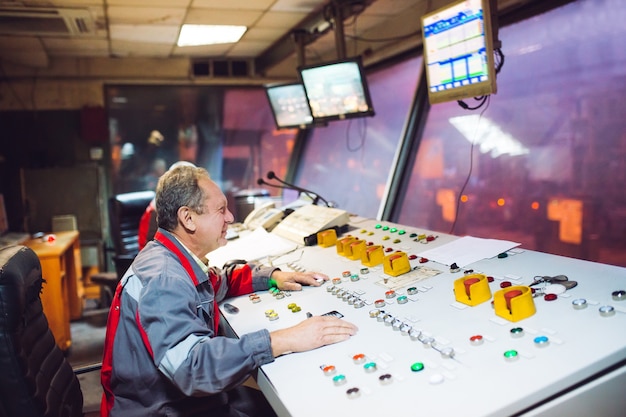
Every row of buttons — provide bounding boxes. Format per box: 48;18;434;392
368;308;456;358
321;353;429;399
370;224;438;244
327;284;367;309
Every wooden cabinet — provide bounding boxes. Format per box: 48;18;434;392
24;231;83;351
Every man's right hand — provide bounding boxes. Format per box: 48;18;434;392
269;316;358;357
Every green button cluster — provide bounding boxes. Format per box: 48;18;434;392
410;362;425;372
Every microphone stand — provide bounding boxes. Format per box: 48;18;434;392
256;178;296;193
256;178;317;205
264;171;332;207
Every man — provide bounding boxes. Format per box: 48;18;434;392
101;165;358;417
138;160;195;250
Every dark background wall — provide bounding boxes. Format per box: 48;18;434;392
0;110;108;238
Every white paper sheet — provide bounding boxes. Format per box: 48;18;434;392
207;227;299;268
418;236;520;268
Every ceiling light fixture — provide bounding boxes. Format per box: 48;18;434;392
177;24;247;46
449;115;529;158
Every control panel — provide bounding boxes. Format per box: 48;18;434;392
271;204;350;245
220;217;626;417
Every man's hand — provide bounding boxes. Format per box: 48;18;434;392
270;316;358;357
271;270;329;291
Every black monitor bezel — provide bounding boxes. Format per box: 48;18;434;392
298;56;375;123
421;0;498;105
264;82;316;130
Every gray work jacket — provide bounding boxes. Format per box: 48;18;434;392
101;229;275;416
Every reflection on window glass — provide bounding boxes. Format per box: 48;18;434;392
107;86;198;194
296;57;422;217
107;86;296;222
222;88;296;197
398;0;626;267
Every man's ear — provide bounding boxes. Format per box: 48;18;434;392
177;206;197;232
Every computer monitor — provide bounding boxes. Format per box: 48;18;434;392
265;83;315;129
298;57;375;122
421;0;498;104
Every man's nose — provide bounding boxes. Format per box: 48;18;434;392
225;209;235;224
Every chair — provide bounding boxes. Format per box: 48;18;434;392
91;190;155;306
0;245;101;417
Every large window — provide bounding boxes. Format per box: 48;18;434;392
221;88;297;194
397;0;626;267
106;85;297;220
295;56;422;217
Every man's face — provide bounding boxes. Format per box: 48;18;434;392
196;177;235;254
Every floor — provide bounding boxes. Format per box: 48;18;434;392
67;301;108;414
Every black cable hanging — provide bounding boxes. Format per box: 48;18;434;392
457;48;505;111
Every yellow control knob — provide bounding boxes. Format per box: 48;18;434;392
336;236;356;256
453;274;492;306
317;229;337;248
493;286;536;322
383;251;411;277
346;239;366;261
361;245;384;267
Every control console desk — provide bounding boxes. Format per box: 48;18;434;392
219;216;626;417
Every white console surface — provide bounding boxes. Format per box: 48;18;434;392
220;218;626;417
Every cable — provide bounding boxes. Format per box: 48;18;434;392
344;13;367;153
457;48;505;111
344;30;421;43
458;96;489;110
346;117;367;152
449;96;491;235
494;48;505;73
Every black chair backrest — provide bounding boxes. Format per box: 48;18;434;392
0;245;83;417
108;190;155;257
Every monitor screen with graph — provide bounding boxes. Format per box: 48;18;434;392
421;0;498;104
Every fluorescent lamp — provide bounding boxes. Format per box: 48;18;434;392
177;24;247;46
449;115;529;158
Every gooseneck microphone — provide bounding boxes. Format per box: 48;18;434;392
259;171;331;207
256;178;289;190
257;178;318;203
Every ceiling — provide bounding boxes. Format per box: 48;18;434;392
0;0;530;79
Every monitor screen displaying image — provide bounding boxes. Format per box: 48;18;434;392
298;57;375;122
421;0;497;104
265;83;315;129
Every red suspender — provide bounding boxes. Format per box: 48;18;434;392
154;231;199;286
154;231;219;330
100;280;124;416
